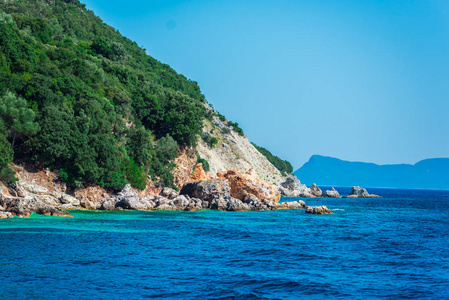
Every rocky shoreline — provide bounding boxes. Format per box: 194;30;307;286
0;164;380;219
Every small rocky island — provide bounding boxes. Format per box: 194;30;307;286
343;186;381;198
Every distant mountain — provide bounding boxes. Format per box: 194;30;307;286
294;155;449;190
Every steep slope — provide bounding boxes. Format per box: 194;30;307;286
0;0;290;191
196;105;287;185
295;155;449;189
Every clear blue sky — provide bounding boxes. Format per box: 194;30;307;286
82;0;449;169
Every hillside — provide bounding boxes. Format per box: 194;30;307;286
195;105;287;185
294;155;449;190
0;0;290;191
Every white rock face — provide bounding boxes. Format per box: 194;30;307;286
196;105;287;185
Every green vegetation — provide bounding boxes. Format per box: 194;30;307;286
251;143;293;174
0;119;16;185
220;127;231;135
228;121;244;136
202;133;218;148
0;0;208;189
196;155;210;172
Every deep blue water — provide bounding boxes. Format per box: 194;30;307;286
1;187;449;299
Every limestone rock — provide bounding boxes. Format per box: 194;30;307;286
21;184;51;196
173;195;190;209
276;200;307;209
310;183;322;197
75;185;111;209
242;195;276;211
180;179;231;204
322;187;340;198
10;182;26;197
161;187;179;200
305;206;334;215
196;103;288;186
60;193;80;206
0;211;13;219
191;163;212;181
36;205;73;217
184;197;203;211
218;169;281;203
279;177;309;197
115;185;155;210
0;195;72;218
344;186;380;198
226;198;249;211
261;199;277;211
209;198;229;210
100;197;119;210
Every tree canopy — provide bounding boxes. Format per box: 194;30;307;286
0;0;207;188
251;143;293;175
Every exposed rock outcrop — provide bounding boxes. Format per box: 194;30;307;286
310;183;322;197
344;186;381;198
0;211;13;219
180;179;231;203
0;164;337;218
305;206;334;215
322;187;340;198
196;104;287;185
0;195;72;218
278;177;314;197
190;163;215;181
217;169;281;203
276;200;307;210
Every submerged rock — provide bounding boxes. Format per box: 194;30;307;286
305;206;334;215
322;187;340;198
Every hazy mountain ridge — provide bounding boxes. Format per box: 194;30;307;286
294;155;449;190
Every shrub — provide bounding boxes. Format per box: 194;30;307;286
220;127;231;135
228;121;244;136
251;142;293;174
202;133;218;148
196;155;210;172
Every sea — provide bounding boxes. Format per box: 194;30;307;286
1;187;448;299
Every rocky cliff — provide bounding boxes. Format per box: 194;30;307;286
0;163;329;219
196;104;287;185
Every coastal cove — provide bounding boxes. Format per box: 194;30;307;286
1;187;448;299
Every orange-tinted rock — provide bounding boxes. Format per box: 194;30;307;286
136;178;161;198
75;186;112;209
173;152;194;189
190;163;215;181
219;168;281;203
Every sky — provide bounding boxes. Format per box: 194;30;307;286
82;0;449;169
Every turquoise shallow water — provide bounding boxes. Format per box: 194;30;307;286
1;187;449;299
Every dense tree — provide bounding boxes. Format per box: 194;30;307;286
0;119;16;185
0;92;39;148
0;0;208;189
251;143;293;175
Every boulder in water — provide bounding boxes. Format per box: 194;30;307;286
310;183;322;197
322;187;340;198
344;186;380;198
305;206;334;215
